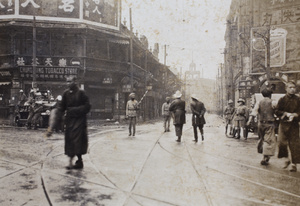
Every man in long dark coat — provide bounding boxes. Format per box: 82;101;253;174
47;76;91;169
190;94;206;142
275;81;300;172
169;90;186;142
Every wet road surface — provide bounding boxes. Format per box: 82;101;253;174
1;114;300;205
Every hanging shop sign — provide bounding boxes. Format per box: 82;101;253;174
268;28;287;67
0;0;120;30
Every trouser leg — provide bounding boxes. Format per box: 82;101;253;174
129;118;132;135
193;126;198;141
199;125;204;141
167;116;171;131
132;117;136;136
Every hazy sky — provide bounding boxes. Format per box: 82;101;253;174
121;0;231;79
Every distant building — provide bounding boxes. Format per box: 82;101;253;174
184;61;217;113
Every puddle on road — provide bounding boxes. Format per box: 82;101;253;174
54;170;113;205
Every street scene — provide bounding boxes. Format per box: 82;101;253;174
1;114;300;206
1;0;300;205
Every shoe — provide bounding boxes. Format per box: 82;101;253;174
176;139;181;142
260;160;269;166
66;165;74;170
283;160;290;169
193;139;198;142
202;136;204;141
289;164;297;172
73;160;83;169
129;133;131;136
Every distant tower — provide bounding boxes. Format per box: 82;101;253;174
186;60;200;80
189;61;196;71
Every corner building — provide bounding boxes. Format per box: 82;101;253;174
0;0;181;121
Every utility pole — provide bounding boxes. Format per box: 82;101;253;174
266;26;271;81
164;45;167;65
32;16;37;90
129;8;134;92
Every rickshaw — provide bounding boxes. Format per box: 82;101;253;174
14;90;56;128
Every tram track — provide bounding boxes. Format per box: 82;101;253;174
1;119;300;205
156;126;300;205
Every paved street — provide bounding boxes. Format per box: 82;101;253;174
1;114;300;206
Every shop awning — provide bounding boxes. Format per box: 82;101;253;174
0;82;11;85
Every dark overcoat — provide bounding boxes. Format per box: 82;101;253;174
169;98;186;125
190;100;206;125
59;87;91;157
275;94;300;163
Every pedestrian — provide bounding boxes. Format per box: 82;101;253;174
17;89;27;106
169;90;186;142
162;97;171;132
126;93;139;136
247;83;276;165
275;81;300;172
224;99;235;136
26;101;43;129
31;101;43;129
46;95;64;135
232;98;249;139
190;94;206;142
46;76;91;170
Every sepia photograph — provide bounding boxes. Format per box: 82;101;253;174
0;0;300;205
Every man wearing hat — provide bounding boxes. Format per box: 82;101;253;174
169;90;186;142
162;97;171;132
224;99;235;136
126;93;139;136
247;82;276;165
232;98;249;139
190;94;206;142
17;89;27;106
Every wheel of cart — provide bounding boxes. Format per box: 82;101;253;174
14;105;30;127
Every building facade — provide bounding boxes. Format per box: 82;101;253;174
184;62;217;113
0;0;181;121
223;0;300;108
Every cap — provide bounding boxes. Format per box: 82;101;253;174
237;98;245;103
173;90;182;98
191;94;199;101
129;93;136;98
56;95;62;101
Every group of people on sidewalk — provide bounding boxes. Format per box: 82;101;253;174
224;98;249;140
224;80;300;172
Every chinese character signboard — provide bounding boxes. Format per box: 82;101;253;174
19;66;79;80
0;0;120;30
